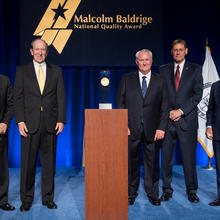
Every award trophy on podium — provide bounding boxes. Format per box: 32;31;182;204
99;70;112;109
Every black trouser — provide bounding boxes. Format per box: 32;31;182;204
128;125;159;198
213;140;220;198
161;124;198;194
20;115;57;203
0;134;9;205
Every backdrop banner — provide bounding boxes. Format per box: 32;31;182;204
19;0;164;65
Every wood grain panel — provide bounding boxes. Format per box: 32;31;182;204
85;109;128;220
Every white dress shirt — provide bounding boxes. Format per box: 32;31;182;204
174;60;185;77
33;60;47;80
139;71;151;88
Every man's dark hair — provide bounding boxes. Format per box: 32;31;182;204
30;38;48;51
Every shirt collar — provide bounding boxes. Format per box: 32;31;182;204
33;60;46;68
139;70;151;79
174;59;185;71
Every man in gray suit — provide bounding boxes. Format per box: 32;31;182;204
0;74;14;211
116;49;168;206
159;39;203;203
14;38;66;212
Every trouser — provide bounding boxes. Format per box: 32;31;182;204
213;140;220;197
20;116;57;203
0;134;9;205
161;124;198;194
128;125;159;198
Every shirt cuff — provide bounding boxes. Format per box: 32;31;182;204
178;109;184;115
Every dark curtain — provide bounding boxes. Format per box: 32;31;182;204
57;66;138;166
7;65;139;167
4;64;210;167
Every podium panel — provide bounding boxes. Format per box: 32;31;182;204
85;109;128;220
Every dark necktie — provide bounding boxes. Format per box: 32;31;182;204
142;76;147;97
175;65;180;91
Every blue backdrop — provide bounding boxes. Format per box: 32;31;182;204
0;0;220;167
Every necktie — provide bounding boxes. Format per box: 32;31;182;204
142;76;147;97
175;65;180;91
38;64;45;94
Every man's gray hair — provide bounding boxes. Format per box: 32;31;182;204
135;49;153;60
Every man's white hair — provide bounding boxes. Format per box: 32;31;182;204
135;49;153;60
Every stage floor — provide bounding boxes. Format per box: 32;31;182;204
0;166;220;220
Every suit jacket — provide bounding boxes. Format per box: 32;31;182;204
159;61;203;131
14;62;66;134
116;71;168;142
206;80;220;140
0;74;13;129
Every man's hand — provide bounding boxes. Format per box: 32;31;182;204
0;123;7;134
206;127;213;140
154;129;165;141
18;122;28;137
169;109;182;121
55;122;64;135
128;128;131;136
173;116;181;122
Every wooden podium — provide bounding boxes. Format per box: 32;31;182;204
85;109;128;220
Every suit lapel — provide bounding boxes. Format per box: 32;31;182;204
144;73;154;100
178;61;190;92
133;72;143;99
43;63;52;95
29;62;41;94
167;64;176;93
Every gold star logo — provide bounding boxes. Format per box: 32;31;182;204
33;0;81;54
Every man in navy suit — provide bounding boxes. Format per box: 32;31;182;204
206;80;220;206
116;49;168;206
0;74;14;211
14;38;66;211
159;39;203;203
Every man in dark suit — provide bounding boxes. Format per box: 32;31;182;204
14;38;66;212
159;39;203;203
116;49;168;206
206;80;220;206
0;74;14;211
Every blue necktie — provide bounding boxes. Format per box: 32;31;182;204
142;76;147;97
